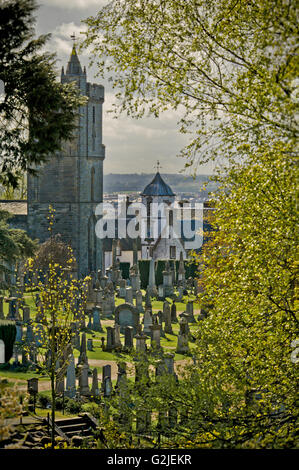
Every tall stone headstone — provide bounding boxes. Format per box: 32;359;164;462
143;309;153;335
186;301;196;323
135;333;147;353
106;326;115;351
125;287;134;305
124;326;134;350
171;301;177;323
135;290;144;313
91;368;99;397
114;323;122;349
93;306;103;332
148;258;157;297
65;352;76;398
78;332;88;365
101;364;111;391
78;362;90;396
22;306;30;323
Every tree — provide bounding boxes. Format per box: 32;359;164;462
32;233;77;274
82;0;297;166
83;1;298;447
24;207;89;449
0;209;37;287
0;0;86;188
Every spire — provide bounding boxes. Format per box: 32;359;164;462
66;42;83;76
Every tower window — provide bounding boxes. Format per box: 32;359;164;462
92;106;95;124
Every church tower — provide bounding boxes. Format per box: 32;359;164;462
27;45;105;277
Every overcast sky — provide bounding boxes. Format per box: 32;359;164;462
35;0;214;175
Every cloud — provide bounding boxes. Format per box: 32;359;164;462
40;0;107;10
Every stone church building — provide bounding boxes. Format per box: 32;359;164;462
1;46;105;278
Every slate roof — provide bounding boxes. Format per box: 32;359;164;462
141;172;175;197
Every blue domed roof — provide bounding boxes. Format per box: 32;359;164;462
141;172;175;197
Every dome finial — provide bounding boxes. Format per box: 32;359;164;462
154;160;162;173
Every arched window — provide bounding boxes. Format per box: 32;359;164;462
91;167;95;201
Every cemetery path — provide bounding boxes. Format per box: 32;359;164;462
88;360;119;380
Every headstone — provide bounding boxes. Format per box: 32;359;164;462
114;323;122;349
164;306;173;335
65;352;76;398
116;362;127;390
119;279;127;298
93;306;103;332
103;376;113;398
135;333;147;353
186;301;196;323
78;332;88;365
171;301;177;323
124;326;134;350
148;258;157;297
22;306;30;323
176;318;189;354
91;368;99;397
78;363;90;396
87;338;93;351
143;309;153;335
15;323;23;344
106;326;115;351
125;287;134;305
101;364;111;391
135;290;144;313
115;303;140;335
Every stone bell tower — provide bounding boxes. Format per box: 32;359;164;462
27;44;105;277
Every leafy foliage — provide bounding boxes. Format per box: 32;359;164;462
83;0;298;448
0;0;86;188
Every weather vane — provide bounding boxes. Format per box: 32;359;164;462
70;33;77;46
154;160;162;172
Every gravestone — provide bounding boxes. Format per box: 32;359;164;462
143;309;153;335
91;368;99;397
101;365;111;391
135;333;147;353
115;303;140;335
164;307;173;335
186;301;196;323
87;338;93;351
103;376;113;398
124;326;134;350
93;306;103;332
114;323;122;349
119;279;127;298
78;363;90;396
148;258;157;297
171;301;178;323
65;352;76;398
106;326;115;351
176;318;190;354
135;290;144;313
22;306;30;323
125;287;134;304
78;332;88;365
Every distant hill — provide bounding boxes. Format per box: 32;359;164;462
103;173;217;196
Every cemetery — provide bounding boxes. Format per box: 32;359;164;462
0;257;204;448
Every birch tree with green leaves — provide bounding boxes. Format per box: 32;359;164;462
82;0;298;447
